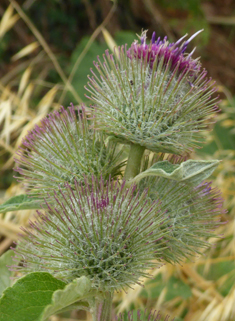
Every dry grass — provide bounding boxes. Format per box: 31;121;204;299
0;3;234;321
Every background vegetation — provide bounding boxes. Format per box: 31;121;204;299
0;0;235;320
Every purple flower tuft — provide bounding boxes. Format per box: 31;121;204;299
127;30;203;76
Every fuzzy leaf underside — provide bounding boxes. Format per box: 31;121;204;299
41;276;91;320
0;250;15;296
0;272;66;321
0;194;44;213
130;159;220;186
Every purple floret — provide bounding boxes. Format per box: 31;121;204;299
127;30;203;76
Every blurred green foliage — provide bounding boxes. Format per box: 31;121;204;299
27;0;88;51
157;0;202;13
198;99;235;155
141;274;192;301
197;261;235;297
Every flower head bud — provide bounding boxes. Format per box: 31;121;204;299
86;30;219;155
140;154;225;263
11;177;169;291
14;104;124;197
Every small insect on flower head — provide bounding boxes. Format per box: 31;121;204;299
85;30;219;155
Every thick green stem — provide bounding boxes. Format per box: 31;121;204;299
90;292;113;321
124;143;145;181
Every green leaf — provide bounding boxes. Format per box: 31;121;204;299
0;272;66;321
197;122;235;155
165;276;192;300
115;31;137;47
141;274;192;301
197;261;235;297
0;194;44;213
41;276;91;320
0;250;15;296
130;159;220;186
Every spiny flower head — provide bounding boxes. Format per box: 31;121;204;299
14;104;124;198
11;177;169;291
139;154;225;263
86;30;219;155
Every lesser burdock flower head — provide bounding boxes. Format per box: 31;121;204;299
86;30;219;155
14;104;124;198
139;154;225;263
11;177;169;291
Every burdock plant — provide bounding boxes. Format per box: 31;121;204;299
0;30;224;321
